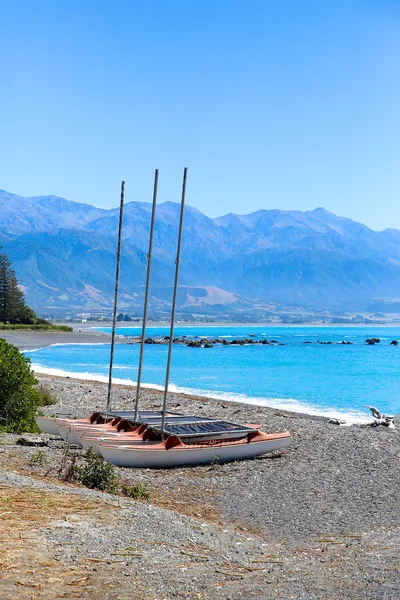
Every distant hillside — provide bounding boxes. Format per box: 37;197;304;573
1;189;400;314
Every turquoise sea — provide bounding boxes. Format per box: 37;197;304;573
25;326;400;422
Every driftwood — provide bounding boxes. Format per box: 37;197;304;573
364;406;395;428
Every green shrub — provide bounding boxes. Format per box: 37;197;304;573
29;450;46;466
210;453;223;465
0;338;40;433
36;384;57;406
121;483;150;501
0;324;72;332
75;446;118;493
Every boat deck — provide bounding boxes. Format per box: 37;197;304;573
147;420;256;441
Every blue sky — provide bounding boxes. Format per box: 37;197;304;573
1;0;399;230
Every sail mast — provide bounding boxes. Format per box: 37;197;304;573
106;180;125;415
133;169;159;423
160;168;188;437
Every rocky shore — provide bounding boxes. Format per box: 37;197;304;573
1;374;399;599
3;324;399;353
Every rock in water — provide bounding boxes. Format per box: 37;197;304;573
366;338;380;344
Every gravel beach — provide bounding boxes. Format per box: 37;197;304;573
0;326;112;350
1;372;399;599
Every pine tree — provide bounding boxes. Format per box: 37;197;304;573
0;248;36;324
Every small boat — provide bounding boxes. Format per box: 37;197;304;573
53;411;181;444
36;410;179;439
35;170;293;469
35;411;106;436
77;418;261;455
61;414;217;448
99;429;292;468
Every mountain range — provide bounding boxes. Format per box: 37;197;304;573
1;189;400;316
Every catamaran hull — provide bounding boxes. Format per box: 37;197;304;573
36;416;94;437
99;434;292;468
35;416;61;436
57;425;84;445
80;434;144;454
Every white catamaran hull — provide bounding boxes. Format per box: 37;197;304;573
80;433;144;454
36;416;96;437
35;416;60;436
57;424;85;445
99;433;292;468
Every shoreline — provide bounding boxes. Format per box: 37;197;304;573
31;365;370;424
1;327;390;424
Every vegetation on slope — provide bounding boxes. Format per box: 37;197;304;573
0;339;56;433
0;246;72;331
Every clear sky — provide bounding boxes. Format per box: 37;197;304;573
1;0;399;230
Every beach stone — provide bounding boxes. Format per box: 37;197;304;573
16;435;47;447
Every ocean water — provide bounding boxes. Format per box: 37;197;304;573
25;326;400;422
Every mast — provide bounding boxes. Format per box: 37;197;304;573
133;169;159;423
106;180;125;415
160;167;188;437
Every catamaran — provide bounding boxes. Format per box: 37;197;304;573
36;169;292;468
99;429;292;468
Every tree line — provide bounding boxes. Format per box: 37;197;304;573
0;247;47;324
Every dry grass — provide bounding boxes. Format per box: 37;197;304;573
0;485;114;599
0;448;222;524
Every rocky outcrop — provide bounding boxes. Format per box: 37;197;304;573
366;338;380;345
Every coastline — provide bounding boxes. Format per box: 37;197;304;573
92;321;400;329
30;364;370;424
1;375;399;598
2;327;395;423
3;320;400;352
0;322;400;350
0;327;112;351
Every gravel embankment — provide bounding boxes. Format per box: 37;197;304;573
1;374;399;599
